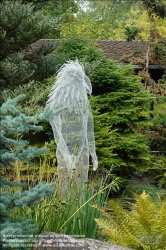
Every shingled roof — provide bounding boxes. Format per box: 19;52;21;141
97;40;166;67
97;40;148;60
30;39;166;67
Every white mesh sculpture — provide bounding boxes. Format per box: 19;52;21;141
46;59;98;186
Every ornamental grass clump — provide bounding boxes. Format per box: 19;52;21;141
13;174;120;239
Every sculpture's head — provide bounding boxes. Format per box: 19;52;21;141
57;59;92;95
47;59;93;113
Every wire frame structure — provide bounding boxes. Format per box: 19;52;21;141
46;59;98;188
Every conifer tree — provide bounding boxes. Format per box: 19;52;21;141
90;58;153;176
0;95;60;249
0;0;58;91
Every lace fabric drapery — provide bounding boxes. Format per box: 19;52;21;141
46;59;98;185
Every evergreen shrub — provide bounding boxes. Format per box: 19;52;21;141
90;60;153;175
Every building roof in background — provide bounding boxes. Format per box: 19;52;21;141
96;40;148;61
30;39;166;68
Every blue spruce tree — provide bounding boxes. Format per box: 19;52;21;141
0;95;61;249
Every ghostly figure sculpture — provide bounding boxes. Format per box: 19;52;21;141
46;59;98;187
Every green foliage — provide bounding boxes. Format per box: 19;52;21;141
141;0;166;18
84;0;136;26
158;73;166;84
155;171;166;188
151;42;165;56
90;59;153;174
0;0;56;58
40;0;78;38
56;35;88;60
1;78;56;143
0;0;58;89
133;50;144;56
56;35;104;63
124;26;139;41
148;96;166;175
0;73;60;117
0;52;34;88
13;174;120;239
23;0;79;38
2;140;57;186
95;191;166;249
25;42;61;81
90;59;119;95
